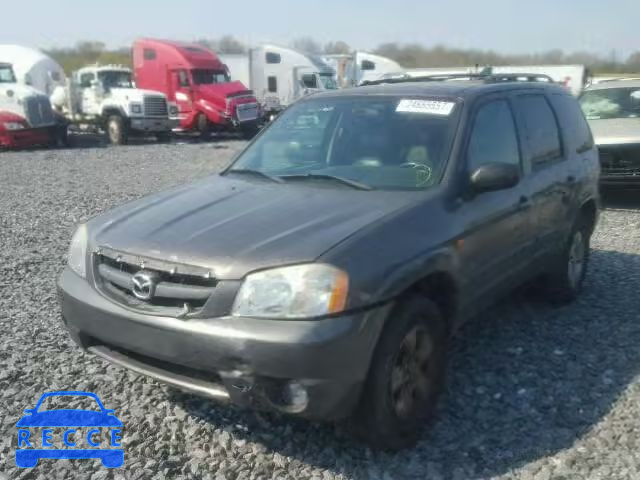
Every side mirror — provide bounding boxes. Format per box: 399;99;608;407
469;162;520;193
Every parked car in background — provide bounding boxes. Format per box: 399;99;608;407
580;79;640;187
50;65;176;145
220;45;337;120
58;75;599;450
0;62;66;149
133;39;260;138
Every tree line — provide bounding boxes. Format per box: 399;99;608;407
45;37;640;75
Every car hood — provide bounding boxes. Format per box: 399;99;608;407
16;410;122;427
92;176;415;279
589;118;640;146
195;82;253;101
110;88;167;102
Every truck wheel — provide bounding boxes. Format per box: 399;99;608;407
351;296;447;450
196;113;210;138
241;123;259;140
545;216;591;304
107;115;128;145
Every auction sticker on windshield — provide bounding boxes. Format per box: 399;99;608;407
396;99;456;115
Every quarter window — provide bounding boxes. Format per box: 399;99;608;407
467;99;520;172
516;94;562;166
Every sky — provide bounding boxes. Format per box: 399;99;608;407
3;0;639;58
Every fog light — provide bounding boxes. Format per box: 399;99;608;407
283;381;308;412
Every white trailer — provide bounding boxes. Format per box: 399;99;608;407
0;45;66;96
322;52;405;87
220;45;337;118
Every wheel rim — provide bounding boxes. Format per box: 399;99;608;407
108;120;120;142
567;231;585;289
390;326;433;419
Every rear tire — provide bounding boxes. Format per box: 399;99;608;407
106;115;128;145
545;217;591;304
351;296;448;450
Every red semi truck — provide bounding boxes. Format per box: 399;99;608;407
132;39;260;138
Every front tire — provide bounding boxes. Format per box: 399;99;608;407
106;115;128;145
352;296;448;450
546;217;591;304
156;131;172;143
196;113;210;139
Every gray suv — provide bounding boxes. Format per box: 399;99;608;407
58;75;600;449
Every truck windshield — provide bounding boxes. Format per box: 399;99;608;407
98;71;134;89
580;87;640;120
192;69;231;85
319;74;338;90
228;96;460;191
0;64;16;83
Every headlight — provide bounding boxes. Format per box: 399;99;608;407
169;105;179;116
67;224;88;278
130;103;142;114
4;122;25;130
232;264;349;319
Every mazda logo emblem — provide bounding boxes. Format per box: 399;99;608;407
131;270;158;301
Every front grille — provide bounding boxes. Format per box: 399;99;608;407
235;102;259;122
24;95;54;127
599;145;640;177
94;247;216;317
143;95;168;117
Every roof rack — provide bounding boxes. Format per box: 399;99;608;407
361;72;555;87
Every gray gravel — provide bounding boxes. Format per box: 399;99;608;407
1;138;640;479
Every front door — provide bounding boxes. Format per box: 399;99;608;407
171;69;193;117
456;96;533;315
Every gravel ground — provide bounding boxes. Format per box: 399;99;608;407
1;138;639;479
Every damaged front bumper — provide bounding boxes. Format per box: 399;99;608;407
57;267;390;420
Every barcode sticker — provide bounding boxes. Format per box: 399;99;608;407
396;99;456;116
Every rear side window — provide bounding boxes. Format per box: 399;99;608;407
361;60;375;71
268;76;277;92
549;94;594;154
467;99;520;171
516;94;562;166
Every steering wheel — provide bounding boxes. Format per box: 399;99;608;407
399;162;433;186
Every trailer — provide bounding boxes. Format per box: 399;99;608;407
220;45;337;119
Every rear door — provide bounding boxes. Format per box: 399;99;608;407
512;92;573;258
457;95;534;311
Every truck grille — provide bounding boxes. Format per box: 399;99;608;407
143;95;168;117
599;145;640;178
235;102;259;122
24;95;54;127
93;247;216;317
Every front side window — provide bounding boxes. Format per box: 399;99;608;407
192;69;231;85
467;99;520;172
178;70;190;87
580;87;640;120
0;64;16;83
301;74;318;89
319;74;338;90
79;72;95;88
228;96;460;190
516;94;562;166
98;71;134;89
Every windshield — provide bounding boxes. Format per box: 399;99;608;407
319;74;338;90
192;69;231;85
580;87;640;120
98;70;134;89
228;96;459;190
0;64;16;83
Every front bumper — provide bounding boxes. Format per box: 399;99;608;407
129;117;178;133
58;268;389;420
0;126;52;148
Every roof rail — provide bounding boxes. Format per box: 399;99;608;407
361;72;555;87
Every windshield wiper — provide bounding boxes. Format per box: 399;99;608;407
279;173;373;190
225;169;283;183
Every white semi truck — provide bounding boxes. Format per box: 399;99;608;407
220;45;338;119
51;65;178;145
322;52;405;87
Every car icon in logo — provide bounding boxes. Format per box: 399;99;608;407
15;391;123;468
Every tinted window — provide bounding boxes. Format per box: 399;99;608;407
143;48;156;60
467;100;520;171
516;95;562;166
268;76;277;93
178;70;190;87
301;74;318;89
361;60;375;71
580;87;640;120
550;94;594;154
266;52;281;64
79;72;95;88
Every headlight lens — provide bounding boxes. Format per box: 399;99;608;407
67;224;88;278
169;104;179;116
4;122;24;130
232;264;349;319
130;103;142;114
